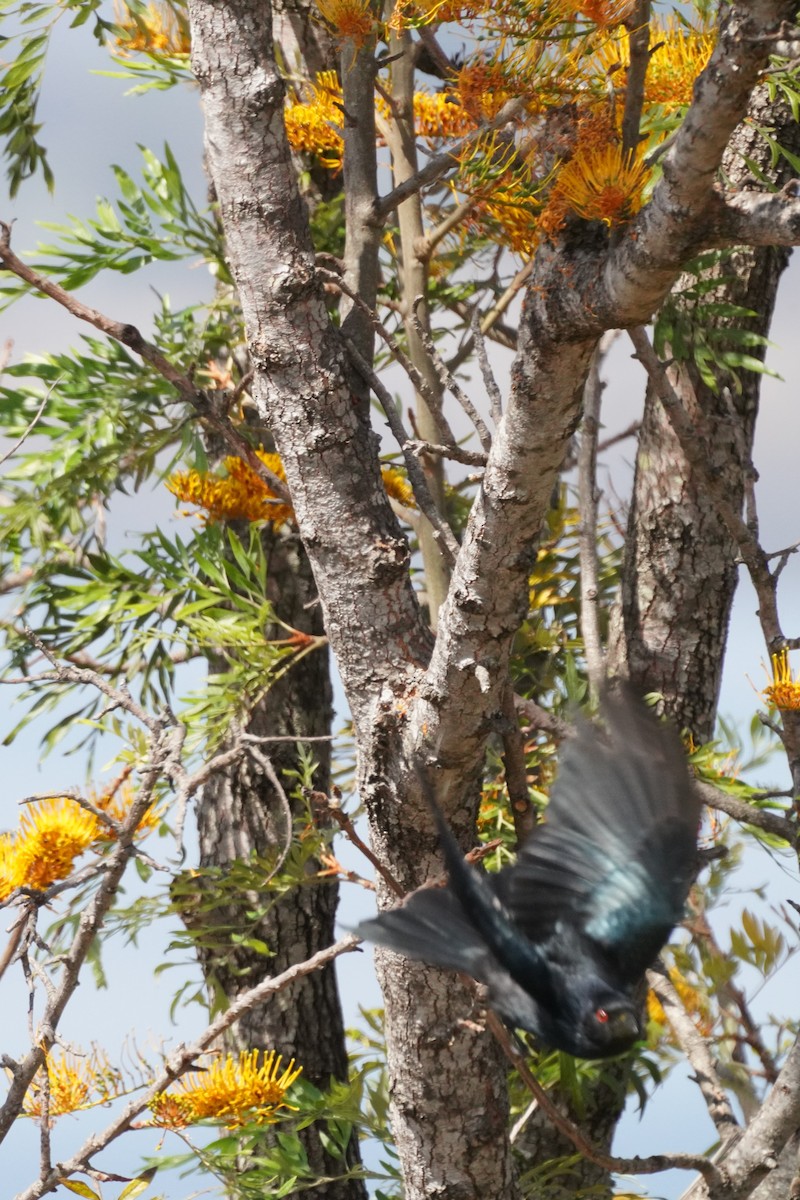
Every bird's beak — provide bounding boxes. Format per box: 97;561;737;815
611;1010;641;1040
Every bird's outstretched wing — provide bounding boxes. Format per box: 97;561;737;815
492;688;699;982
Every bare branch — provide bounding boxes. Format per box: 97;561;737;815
315;267;458;448
410;297;492;453
714;189;800;248
697;780;796;844
620;0;651;160
577;345;606;697
647;961;740;1139
344;337;460;563
0;222;290;504
485;1011;721;1182
470;307;503;427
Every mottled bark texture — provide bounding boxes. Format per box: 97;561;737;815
609;87;800;739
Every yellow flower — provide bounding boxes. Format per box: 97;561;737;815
591;20;715;107
0;833;23;902
111;0;191;56
91;782;161;841
381;466;416;509
24;1049;121;1119
316;0;376;45
646;19;715;106
763;649;800;711
553;0;635;28
13;799;100;892
413;92;475;140
647;966;712;1038
149;1050;303;1129
284;73;344;171
167;451;294;527
546;140;651;230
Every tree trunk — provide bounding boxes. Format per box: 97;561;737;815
609;87;799;737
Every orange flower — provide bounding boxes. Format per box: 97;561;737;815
149;1050;303;1129
167;451;294;527
762;649;800;711
111;0;190;56
316;0;376;45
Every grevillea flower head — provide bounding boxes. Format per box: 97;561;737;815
763;649;800;711
24;1049;122;1120
13;799;100;892
316;0;377;45
554;141;651;225
149;1050;303;1129
284;73;344;171
167;451;294;526
111;0;191;56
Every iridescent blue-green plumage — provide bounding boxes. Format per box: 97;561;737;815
356;690;699;1059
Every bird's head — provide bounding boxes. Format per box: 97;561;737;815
576;997;641;1057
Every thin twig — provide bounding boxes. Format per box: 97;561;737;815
410;297;492;452
315;267;458;448
695;781;796;845
485;1011;720;1182
470;307;503;427
501;685;535;845
621;0;651;160
0;222;290;504
0;381;55;469
577;345;606;698
647;961;740;1138
514;695;573;740
448;260;533;373
343;337;460;563
407;438;487;467
374;96;529;221
16;936;362;1200
319;793;405;898
247;743;295;883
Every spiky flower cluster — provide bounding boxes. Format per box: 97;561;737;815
763;649;800;711
646;966;712;1039
148;1050;303;1129
111;0;191;56
316;0;377;45
284;73;345;171
24;1049;123;1120
167;451;294;526
0;786;156;902
169;452;415;523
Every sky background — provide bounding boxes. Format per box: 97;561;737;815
1;8;800;1198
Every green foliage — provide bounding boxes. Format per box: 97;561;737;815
0;0;112;194
654;250;781;394
0;144;225;300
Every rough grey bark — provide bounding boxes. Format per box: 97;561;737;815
610;87;800;738
184;0;800;1192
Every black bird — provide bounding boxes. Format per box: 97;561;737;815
357;690;700;1059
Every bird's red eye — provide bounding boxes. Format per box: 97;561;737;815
595;1008;609;1024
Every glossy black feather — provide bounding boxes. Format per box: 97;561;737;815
356;690;700;1058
